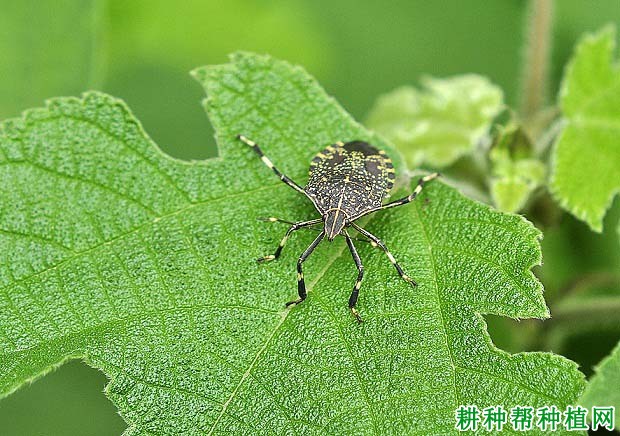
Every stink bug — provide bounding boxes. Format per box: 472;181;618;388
237;134;438;322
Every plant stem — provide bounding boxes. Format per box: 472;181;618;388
519;0;554;119
552;296;620;323
559;271;620;297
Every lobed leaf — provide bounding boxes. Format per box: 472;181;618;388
366;75;503;168
0;53;584;434
550;26;620;232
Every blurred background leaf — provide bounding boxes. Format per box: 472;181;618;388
0;361;126;435
1;0;619;434
580;340;620;411
550;26;620;232
366;75;503;168
0;0;106;120
2;0;619;161
489;123;546;213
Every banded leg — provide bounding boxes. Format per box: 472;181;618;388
257;218;322;263
237;135;306;195
258;217;320;227
359;173;439;217
286;231;325;307
351;222;416;286
258;216;373;245
344;230;365;323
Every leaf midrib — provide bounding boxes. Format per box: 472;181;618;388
411;198;460;411
2;151;390;433
203;181;467;434
205;181;462;434
205;188;435;434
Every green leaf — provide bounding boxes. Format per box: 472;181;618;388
551;26;620;232
0;53;584;434
489;124;546;213
0;0;106;119
580;340;620;410
366;75;503;168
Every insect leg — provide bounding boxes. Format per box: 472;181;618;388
257;218;322;263
258;217;372;244
344;230;364;323
358;173;439;218
258;217;318;227
258;217;297;225
286;231;325;307
378;173;439;210
350;222;417;287
263;218;374;244
237;135;306;195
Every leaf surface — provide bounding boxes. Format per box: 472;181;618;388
580;340;620;411
366;75;503;168
551;26;620;232
0;53;584;434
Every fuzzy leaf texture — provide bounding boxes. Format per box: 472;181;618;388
0;53;584;435
580;340;620;411
366;75;503;168
551;26;620;232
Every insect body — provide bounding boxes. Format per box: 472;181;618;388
237;134;438;322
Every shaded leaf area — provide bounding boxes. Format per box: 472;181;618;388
580;340;620;410
0;54;584;434
551;26;620;232
366;75;503;168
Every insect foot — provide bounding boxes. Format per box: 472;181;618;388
402;274;418;287
285;297;304;307
257;217;282;222
351;308;364;323
257;255;276;263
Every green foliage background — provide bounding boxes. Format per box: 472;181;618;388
0;0;619;434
